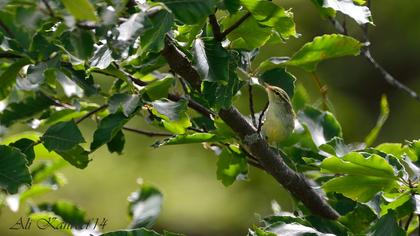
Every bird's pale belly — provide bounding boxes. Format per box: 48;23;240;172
262;106;294;146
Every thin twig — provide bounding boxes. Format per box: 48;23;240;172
75;104;108;124
362;50;420;101
257;102;269;133
310;72;329;110
329;17;420;102
41;0;55;17
248;84;257;128
167;93;216;118
220;12;252;39
122;127;172;137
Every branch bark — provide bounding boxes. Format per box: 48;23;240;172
161;35;340;220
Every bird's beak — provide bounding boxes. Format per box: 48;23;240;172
264;83;274;92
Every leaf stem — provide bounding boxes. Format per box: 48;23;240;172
329;17;420;102
220;12;252;39
75;104;108;124
310;72;329;110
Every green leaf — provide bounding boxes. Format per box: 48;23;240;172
201;50;243;110
305;215;349;236
222;0;241;13
140;8;174;53
62;28;95;60
193;38;229;83
365;95;389;147
240;0;296;38
216;145;248;187
41;121;85;152
286;34;361;72
108;93;141;117
17;62;47;91
60;0;98;22
0;93;54;127
310;0;336;18
151;99;191;134
0;58;31;99
292;84;310;111
257;57;289;73
260;68;296;98
339;204;377;233
109;12;152;57
319;137;356;157
55;145;90;169
368;211;405;236
90;44;113;69
0;145;32;194
101;228;161;236
142;77;174;101
56;70;84;97
221;11;272;50
128;184;163;229
36;200;87;226
153;133;223;147
9;138;35;165
61;67;98;96
323;175;395;202
91;112;129;151
321;152;396;178
297;106;342;146
155;0;216;25
322;0;373;25
380;193;415;219
107;130;125;155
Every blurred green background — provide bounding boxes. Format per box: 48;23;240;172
1;0;420;235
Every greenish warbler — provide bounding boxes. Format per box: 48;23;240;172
262;85;295;146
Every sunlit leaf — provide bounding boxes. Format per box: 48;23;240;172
365;95;389;147
217;145;248;187
286;34;361;72
61;0;98;22
240;0;296;38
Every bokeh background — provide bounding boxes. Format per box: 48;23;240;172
1;0;420;235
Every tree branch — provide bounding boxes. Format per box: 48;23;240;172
209;14;223;41
122;127;172;137
161;36;202;89
161;36;340;220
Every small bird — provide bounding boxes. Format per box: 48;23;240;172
262;85;295;147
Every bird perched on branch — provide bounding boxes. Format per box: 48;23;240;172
262;85;295;146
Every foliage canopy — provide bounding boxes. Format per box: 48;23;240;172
0;0;419;235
